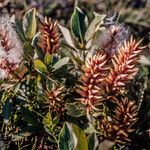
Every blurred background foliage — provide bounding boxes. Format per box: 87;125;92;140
0;0;149;39
0;0;149;52
0;0;150;44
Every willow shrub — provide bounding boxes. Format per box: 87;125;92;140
0;4;148;150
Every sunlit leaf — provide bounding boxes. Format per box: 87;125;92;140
44;53;53;67
85;14;106;42
58;24;76;49
72;123;88;150
53;57;70;71
43;112;52;126
34;59;48;74
23;8;37;39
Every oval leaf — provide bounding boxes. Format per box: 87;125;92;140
53;57;70;71
44;53;53;67
72;123;88;150
85;14;106;42
59;122;76;150
15;18;26;42
34;59;48;74
87;133;99;150
23;8;37;39
58;24;76;49
71;7;87;45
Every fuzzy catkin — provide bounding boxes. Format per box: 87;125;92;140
97;24;130;55
0;15;23;79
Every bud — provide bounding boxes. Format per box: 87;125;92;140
45;84;66;117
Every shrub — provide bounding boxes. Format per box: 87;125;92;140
0;2;149;150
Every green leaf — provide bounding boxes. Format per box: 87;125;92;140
34;59;48;74
58;24;76;49
23;8;37;39
72;123;88;150
43;112;52;127
44;53;53;67
87;133;99;150
61;46;75;60
15;18;26;42
53;57;70;71
23;41;34;60
61;46;83;67
36;75;44;101
59;122;76;150
31;32;41;47
71;7;87;45
85;14;106;42
65;102;86;117
3;99;12;124
43;112;60;143
85;123;97;134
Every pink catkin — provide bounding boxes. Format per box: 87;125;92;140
76;53;109;111
0;15;23;79
106;36;145;93
97;24;130;55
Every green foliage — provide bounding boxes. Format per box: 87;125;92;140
44;53;53;67
53;57;70;71
58;24;76;49
15;18;26;42
23;41;34;60
87;133;99;150
23;8;37;39
34;59;48;74
59;122;75;150
59;122;88;150
71;123;88;150
71;7;88;47
65;102;86;117
85;13;106;42
43;112;60;143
